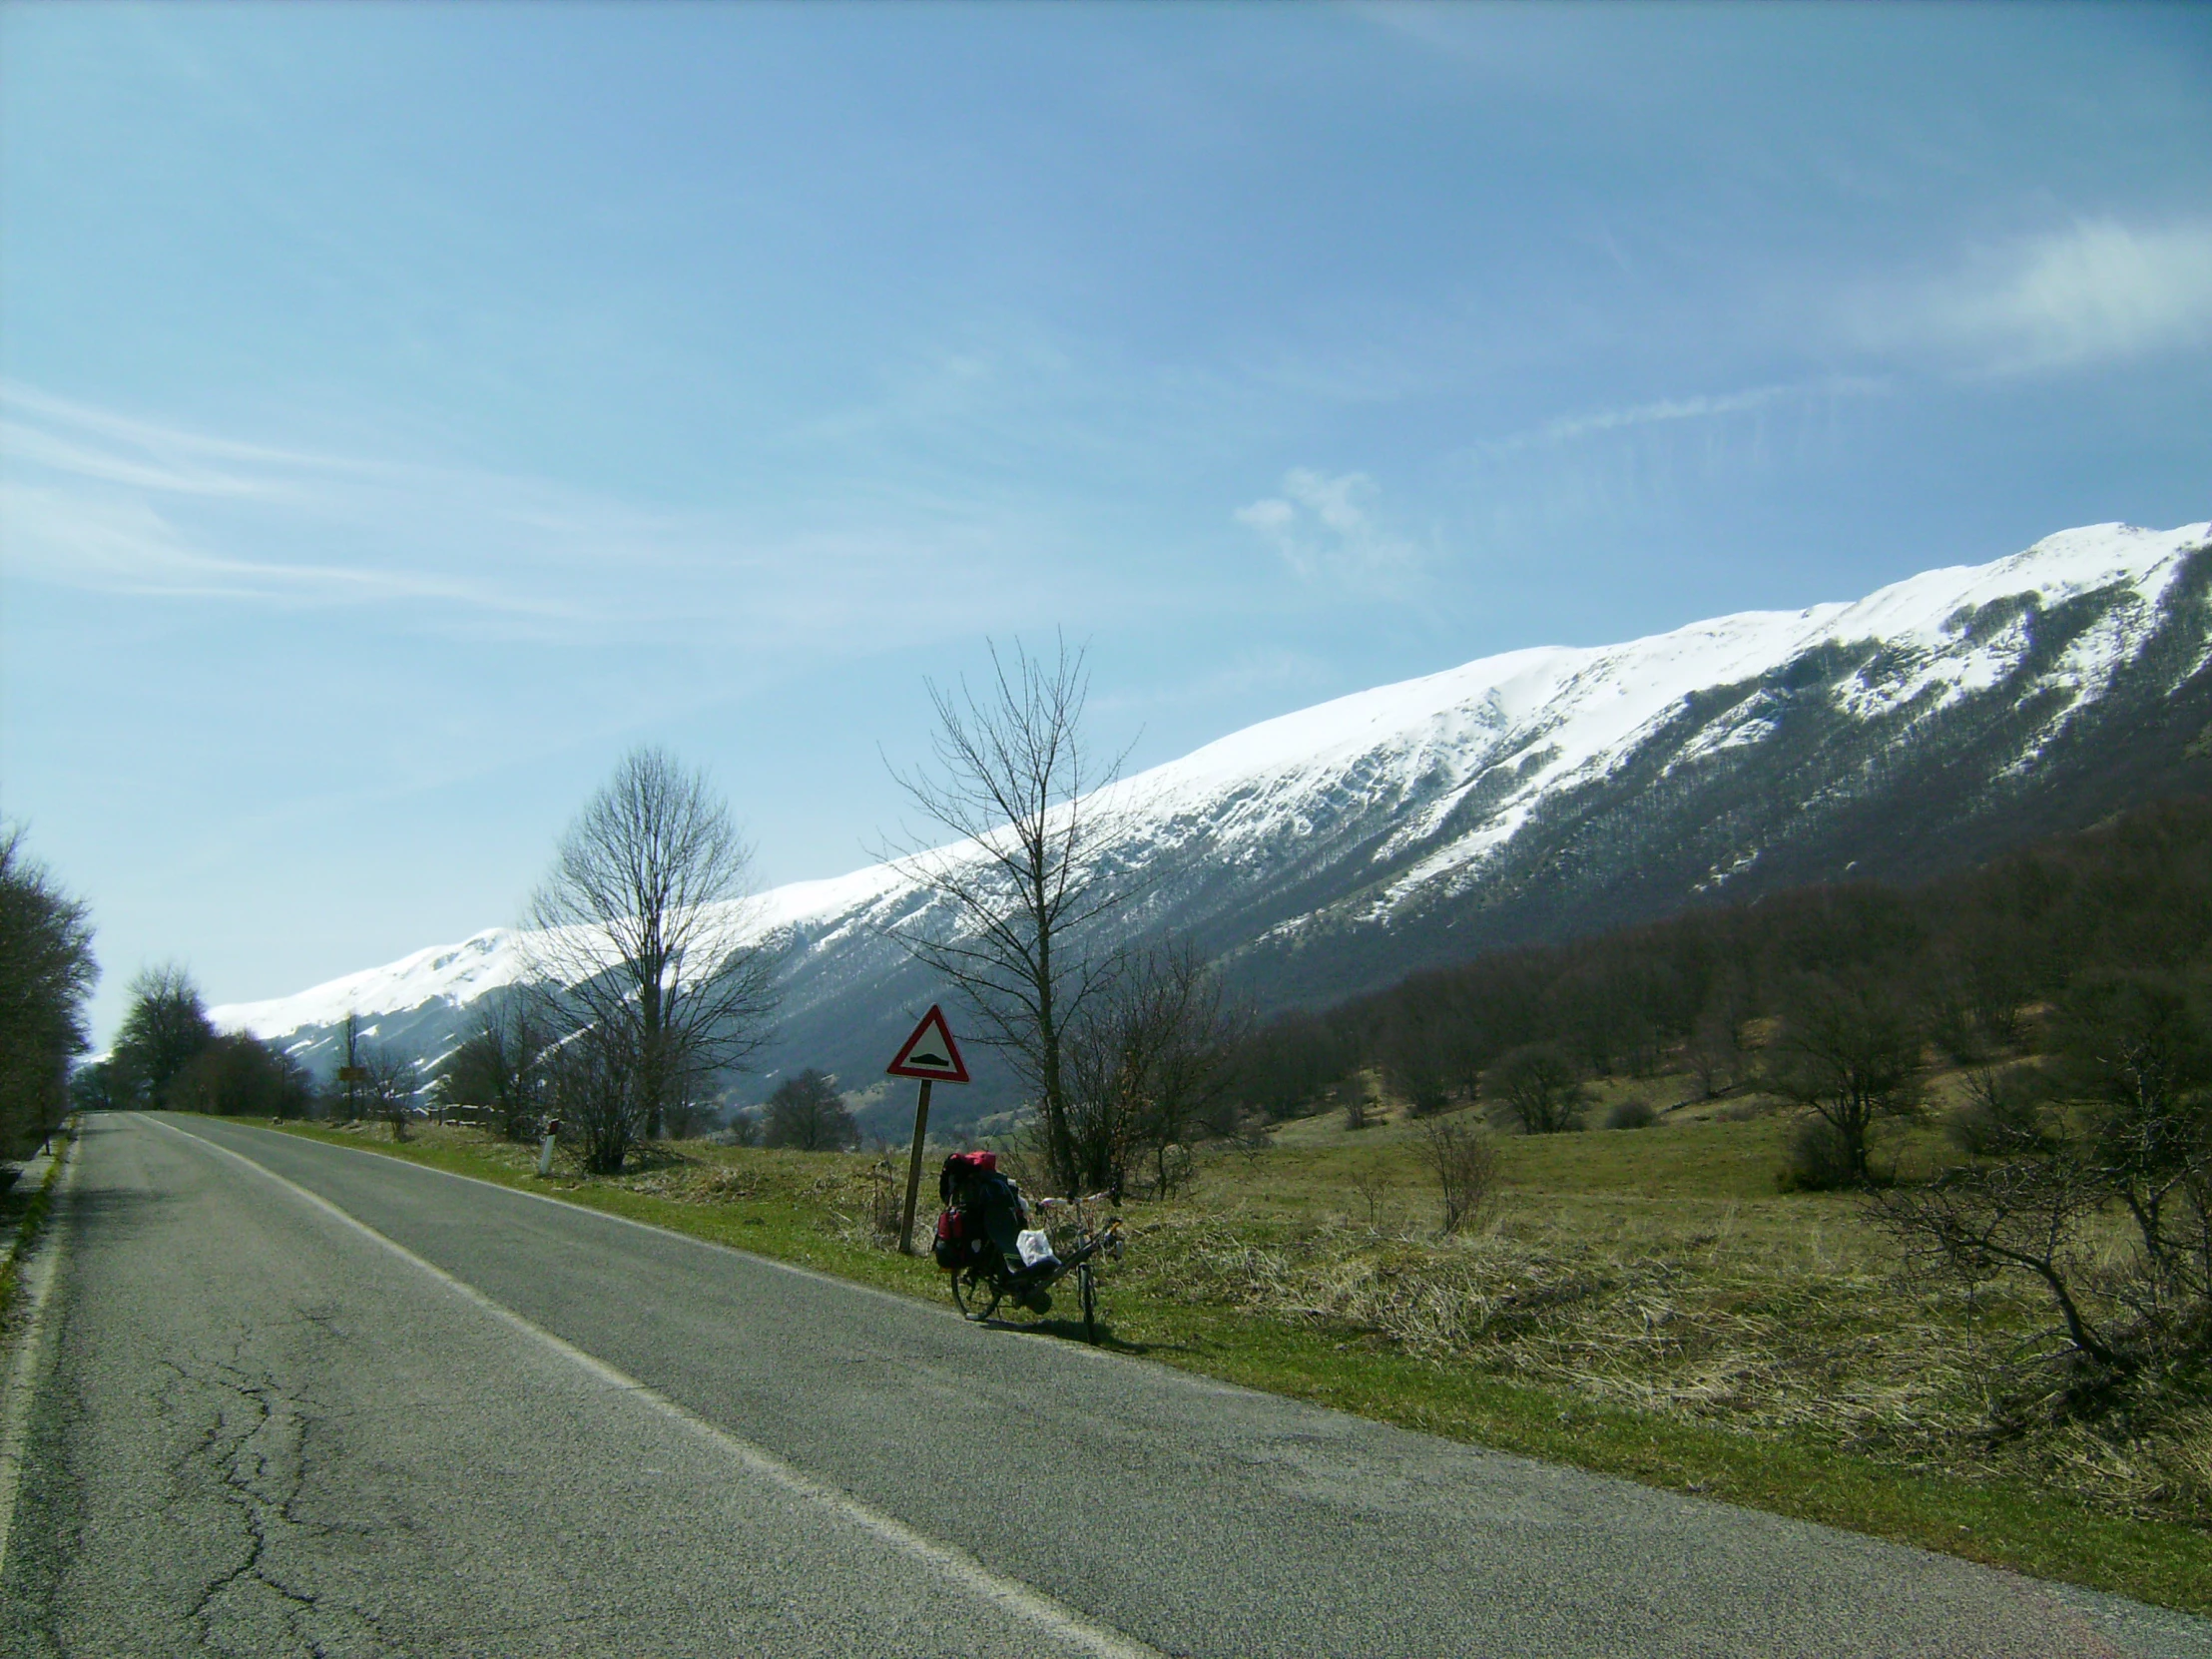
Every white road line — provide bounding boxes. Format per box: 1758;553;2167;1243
142;1114;1163;1659
0;1127;81;1579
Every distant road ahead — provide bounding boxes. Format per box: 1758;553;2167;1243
2;1113;2205;1658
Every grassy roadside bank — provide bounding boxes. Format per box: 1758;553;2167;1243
249;1115;2210;1614
0;1124;71;1326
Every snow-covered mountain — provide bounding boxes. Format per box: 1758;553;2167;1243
216;520;2212;1133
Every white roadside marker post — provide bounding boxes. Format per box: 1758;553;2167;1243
538;1118;561;1177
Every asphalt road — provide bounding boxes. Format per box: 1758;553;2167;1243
1;1113;2206;1658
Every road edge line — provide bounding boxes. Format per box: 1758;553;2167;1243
0;1122;82;1580
141;1114;1163;1659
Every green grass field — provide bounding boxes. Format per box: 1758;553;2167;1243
248;1095;2212;1616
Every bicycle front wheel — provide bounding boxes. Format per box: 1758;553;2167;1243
1078;1262;1097;1345
951;1268;1003;1324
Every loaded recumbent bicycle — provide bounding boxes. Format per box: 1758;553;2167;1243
931;1151;1124;1345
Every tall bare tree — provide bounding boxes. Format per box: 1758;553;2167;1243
526;746;777;1167
883;639;1134;1195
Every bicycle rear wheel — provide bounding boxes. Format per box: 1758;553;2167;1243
1078;1261;1097;1345
951;1268;1003;1323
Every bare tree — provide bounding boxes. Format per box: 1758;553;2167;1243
526;746;778;1166
762;1068;859;1151
1767;973;1923;1184
1483;1042;1587;1134
112;962;214;1109
435;996;551;1141
332;1010;365;1120
883;639;1134;1196
1873;974;2212;1397
0;828;97;1158
1683;999;1744;1100
1064;941;1243;1200
1875;1154;2119;1373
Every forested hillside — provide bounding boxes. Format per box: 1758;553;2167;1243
1231;794;2212;1126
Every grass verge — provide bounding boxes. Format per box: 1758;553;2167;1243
0;1125;70;1327
260;1117;2210;1615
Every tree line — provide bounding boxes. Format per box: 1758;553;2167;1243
1223;796;2212;1136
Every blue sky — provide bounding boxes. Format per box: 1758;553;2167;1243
3;2;2207;1039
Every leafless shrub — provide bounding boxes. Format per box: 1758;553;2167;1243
1421;1117;1502;1236
855;1158;902;1248
360;1046;421;1142
544;1026;640;1176
1348;1164;1388;1230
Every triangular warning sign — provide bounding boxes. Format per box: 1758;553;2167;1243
885;1004;969;1083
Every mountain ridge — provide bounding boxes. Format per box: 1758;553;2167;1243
214;519;2212;1131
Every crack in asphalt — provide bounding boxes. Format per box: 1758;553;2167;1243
163;1338;392;1658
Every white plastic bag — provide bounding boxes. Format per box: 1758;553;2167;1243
1015;1228;1058;1269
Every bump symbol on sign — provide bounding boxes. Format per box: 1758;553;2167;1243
885;1004;970;1083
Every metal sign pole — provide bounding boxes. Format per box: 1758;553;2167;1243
897;1078;934;1256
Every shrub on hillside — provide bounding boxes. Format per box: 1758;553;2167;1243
1604;1097;1656;1130
1777;1118;1857;1191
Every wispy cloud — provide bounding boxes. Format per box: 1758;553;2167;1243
0;382;1063;647
1862;219;2212;372
1473;377;1887;458
1235;468;1420;594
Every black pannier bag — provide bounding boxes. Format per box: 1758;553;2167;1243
934;1150;1021;1272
